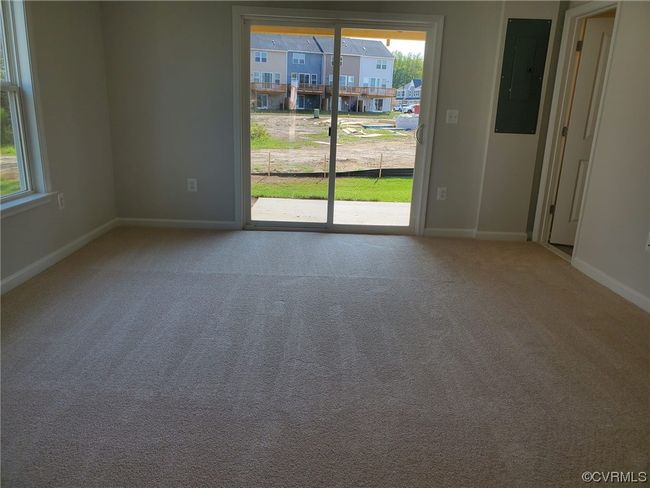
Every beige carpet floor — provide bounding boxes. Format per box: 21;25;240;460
2;228;648;487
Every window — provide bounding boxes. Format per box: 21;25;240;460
376;59;387;70
298;73;310;84
396;89;404;98
291;72;298;82
310;74;317;85
292;53;305;65
256;94;268;109
274;73;280;85
261;72;273;83
1;2;31;200
373;99;384;111
252;72;261;83
414;89;421;97
254;51;267;63
297;95;305;109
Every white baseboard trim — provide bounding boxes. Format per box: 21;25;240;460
475;231;528;241
116;218;241;230
1;218;118;294
573;257;650;313
423;227;476;238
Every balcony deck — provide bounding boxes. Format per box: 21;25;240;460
327;86;396;97
250;82;287;94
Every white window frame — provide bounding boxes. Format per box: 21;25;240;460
232;6;444;236
373;98;384;111
1;1;50;215
254;51;267;63
292;52;305;65
376;58;387;70
274;72;280;84
291;72;298;82
310;73;317;84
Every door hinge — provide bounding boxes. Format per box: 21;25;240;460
561;126;568;137
576;40;583;52
549;204;556;215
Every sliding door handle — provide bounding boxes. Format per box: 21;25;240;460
416;124;425;144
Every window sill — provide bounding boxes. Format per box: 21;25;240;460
1;192;56;219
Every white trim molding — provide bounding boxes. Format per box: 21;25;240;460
475;231;527;242
423;227;476;238
1;218;118;294
232;6;444;236
573;257;650;313
116;218;241;230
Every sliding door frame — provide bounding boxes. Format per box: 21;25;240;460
232;6;444;235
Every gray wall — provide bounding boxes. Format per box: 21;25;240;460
1;2;115;279
573;1;650;304
102;2;234;222
101;1;511;231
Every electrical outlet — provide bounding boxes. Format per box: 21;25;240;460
57;192;65;210
445;109;459;125
436;187;447;201
187;178;198;192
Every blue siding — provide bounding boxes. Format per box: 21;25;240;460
286;51;322;84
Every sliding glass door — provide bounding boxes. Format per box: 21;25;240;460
243;17;437;233
249;25;334;224
332;27;426;227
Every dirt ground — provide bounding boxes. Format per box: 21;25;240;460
1;155;19;180
251;113;416;173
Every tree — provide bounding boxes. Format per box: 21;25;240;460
391;51;423;88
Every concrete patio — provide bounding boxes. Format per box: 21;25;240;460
251;197;411;226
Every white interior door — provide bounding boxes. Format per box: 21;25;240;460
550;17;614;246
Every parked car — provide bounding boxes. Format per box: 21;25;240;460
404;104;420;114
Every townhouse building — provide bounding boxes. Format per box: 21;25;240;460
250;33;395;112
395;79;422;109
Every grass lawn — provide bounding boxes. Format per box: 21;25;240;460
252;176;413;203
1;145;17;155
1;177;21;195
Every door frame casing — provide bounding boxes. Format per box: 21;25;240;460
532;1;619;253
232;6;444;235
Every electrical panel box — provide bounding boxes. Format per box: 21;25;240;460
495;18;552;134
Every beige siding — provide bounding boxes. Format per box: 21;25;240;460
324;54;360;84
250;50;286;83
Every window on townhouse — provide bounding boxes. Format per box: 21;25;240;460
274;73;280;85
310;74;317;85
376;59;387;70
291;72;298;82
298;73;310;84
254;51;267;63
373;98;384;111
292;53;305;64
1;1;42;201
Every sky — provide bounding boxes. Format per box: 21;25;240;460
383;39;426;57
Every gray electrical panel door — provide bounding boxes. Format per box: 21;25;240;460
495;18;552;134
